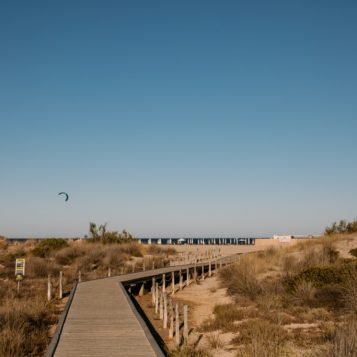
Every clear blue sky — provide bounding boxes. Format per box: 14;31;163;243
1;1;356;238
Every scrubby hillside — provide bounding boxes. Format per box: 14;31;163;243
197;233;357;356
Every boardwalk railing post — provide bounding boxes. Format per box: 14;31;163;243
175;303;180;346
163;292;168;329
209;260;212;277
59;271;63;299
171;271;175;295
155;283;159;314
194;265;197;282
159;290;164;320
108;267;111;277
186;268;190;287
139;283;144;297
179;270;183;291
78;270;82;282
162;274;166;292
151;277;156;305
169;300;174;339
201;265;205;281
47;275;51;302
183;305;188;344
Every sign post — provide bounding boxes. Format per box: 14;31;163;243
15;258;25;294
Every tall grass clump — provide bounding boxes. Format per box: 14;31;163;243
234;319;287;357
219;260;263;300
0;299;55;357
328;317;357;357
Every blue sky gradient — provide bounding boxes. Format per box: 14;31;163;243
1;1;356;237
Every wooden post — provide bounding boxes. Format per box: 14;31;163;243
186;268;190;287
160;290;164;320
155;283;159;314
163;292;168;329
152;261;155;270
183;305;188;343
59;271;63;299
17;280;20;295
151;278;156;305
171;271;175;295
108;267;111;277
169;300;174;339
201;265;205;281
121;267;124;275
78;270;81;282
175;303;180;346
47;275;51;301
139;283;144;296
162;274;166;292
194;265;197;282
209;260;212;277
179;270;183;290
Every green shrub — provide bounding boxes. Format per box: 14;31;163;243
32;239;68;258
315;284;345;308
284;266;343;291
325;218;357;235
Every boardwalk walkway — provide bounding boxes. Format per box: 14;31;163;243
49;251;264;357
54;277;158;357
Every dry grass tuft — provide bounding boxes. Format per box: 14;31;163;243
219;260;263;300
206;332;223;349
234;319;287;357
0;299;56;357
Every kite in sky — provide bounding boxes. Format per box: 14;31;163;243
58;192;69;202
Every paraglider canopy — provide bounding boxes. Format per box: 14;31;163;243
58;192;69;202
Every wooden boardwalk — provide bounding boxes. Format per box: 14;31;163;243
54;277;159;357
49;253;257;357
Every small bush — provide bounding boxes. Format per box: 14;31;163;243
315;285;345;309
26;258;60;278
233;319;287;357
325;218;357;235
54;246;85;265
199;304;252;332
290;280;317;306
32;239;68;258
284;266;343;291
219;261;263;300
119;242;143;257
